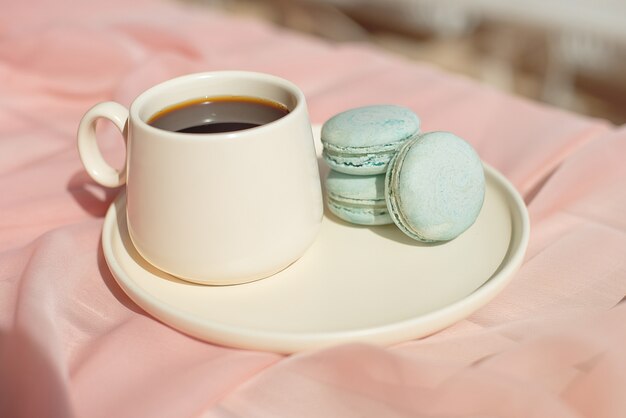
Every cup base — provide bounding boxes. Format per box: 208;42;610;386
125;220;302;286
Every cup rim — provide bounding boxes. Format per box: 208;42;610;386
129;71;306;141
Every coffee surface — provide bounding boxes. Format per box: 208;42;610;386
148;96;289;134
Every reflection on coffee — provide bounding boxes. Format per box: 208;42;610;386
148;96;289;134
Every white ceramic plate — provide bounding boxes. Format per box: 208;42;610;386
102;125;529;353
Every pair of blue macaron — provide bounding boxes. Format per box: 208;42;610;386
322;105;485;242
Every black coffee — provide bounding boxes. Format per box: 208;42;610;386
148;96;290;134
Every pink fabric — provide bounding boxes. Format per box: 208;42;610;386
1;0;625;416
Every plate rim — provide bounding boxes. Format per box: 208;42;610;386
101;162;529;353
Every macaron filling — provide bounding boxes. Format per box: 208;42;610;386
385;137;432;241
322;147;399;172
327;195;391;225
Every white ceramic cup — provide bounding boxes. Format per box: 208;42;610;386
78;71;323;285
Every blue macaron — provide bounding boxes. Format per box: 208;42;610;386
321;105;421;175
385;131;485;242
325;171;392;225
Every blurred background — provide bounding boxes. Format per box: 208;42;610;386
183;0;626;124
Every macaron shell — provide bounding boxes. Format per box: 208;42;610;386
325;171;392;225
321;105;421;148
386;132;485;242
321;105;421;175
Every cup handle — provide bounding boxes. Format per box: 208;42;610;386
77;102;129;188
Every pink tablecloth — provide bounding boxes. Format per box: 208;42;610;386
1;0;626;416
